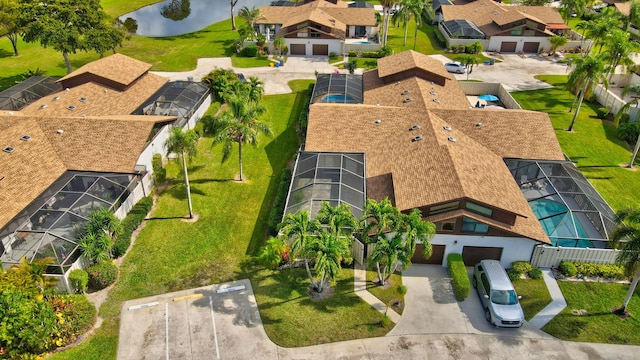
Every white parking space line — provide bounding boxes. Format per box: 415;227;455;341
165;303;169;360
209;296;220;360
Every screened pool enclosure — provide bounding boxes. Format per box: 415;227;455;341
311;74;364;104
0;76;62;111
0;172;139;274
285;152;366;219
134;81;209;127
506;159;616;248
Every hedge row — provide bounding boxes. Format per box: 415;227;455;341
86;261;118;291
559;260;627;279
112;196;153;258
447;253;470;301
268;168;293;235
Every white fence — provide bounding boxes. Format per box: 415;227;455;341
458;82;523;110
353;238;365;265
530;245;620;268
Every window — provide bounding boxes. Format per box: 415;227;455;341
437;221;456;232
429;201;460;215
511;28;522;36
461;217;489;234
465;202;493;217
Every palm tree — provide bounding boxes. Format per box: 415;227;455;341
85;209;123;244
246;76;264;103
626;0;640;32
560;0;587;23
273;36;286;56
575;21;589;54
238;6;264;40
80;208;123;262
615;84;640;167
456;54;479;80
566;54;608;132
392;0;413;46
316;202;358;238
79;232;112;263
380;0;397;46
165;127;199;218
11;256;57;293
360;198;400;282
368;232;410;285
400;208;435;259
610;208;640;315
407;0;428;50
549;35;568;56
280;210;321;290
310;229;353;292
602;29;639;81
230;0;239;30
207;94;271;181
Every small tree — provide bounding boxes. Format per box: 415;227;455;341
548;35;568;55
165;128;199;219
273;36;286;56
610;208;640;315
566;54;608;131
456;54;479;80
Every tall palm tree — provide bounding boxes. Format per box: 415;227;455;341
392;0;413;46
615;84;640;167
361;198;401;282
560;0;587;23
279;210;321;290
566;54;608;132
311;229;353;292
380;0;397;46
610;208;640;314
602;29;639;81
238;6;264;40
549;35;568;56
165;127;199;219
316;202;358;238
368;232;410;285
575;21;589;54
407;0;428;50
207;94;271;181
246;76;264;103
230;0;239;30
400;208;435;259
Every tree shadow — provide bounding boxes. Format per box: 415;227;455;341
0;74;24;92
0;48;14;59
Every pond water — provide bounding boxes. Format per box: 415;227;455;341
120;0;272;37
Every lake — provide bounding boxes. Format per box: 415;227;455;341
120;0;273;37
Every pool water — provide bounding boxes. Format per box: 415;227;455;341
322;94;355;103
352;41;372;45
529;199;593;247
120;0;271;37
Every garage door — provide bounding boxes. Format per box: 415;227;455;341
412;244;445;264
312;44;329;55
290;44;306;55
461;246;503;266
500;41;517;53
522;42;540;53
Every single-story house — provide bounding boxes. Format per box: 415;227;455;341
286;50;614;268
255;0;378;56
440;0;571;53
0;54;210;292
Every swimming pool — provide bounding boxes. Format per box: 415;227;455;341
322;94;355;103
529;199;593;247
352;41;373;45
530;198;567;218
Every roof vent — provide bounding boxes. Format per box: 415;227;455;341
40;104;47;109
476;122;483;128
448;136;457;142
375;119;381;125
65;88;70;92
20;135;31;141
67;105;76;111
402;90;410;95
412;135;423;142
3;146;15;153
54;96;60;101
81;114;86;118
443;125;452;131
8;111;13;115
403;97;412;103
79;97;87;102
376;103;380;107
56;129;64;134
104;89;108;93
429;90;437;95
396;81;401;85
433;98;440;103
410;124;420;131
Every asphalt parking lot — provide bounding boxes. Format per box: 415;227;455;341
117;279;277;360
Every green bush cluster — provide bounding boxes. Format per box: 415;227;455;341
559;260;577;277
240;44;259;57
268;168;293;235
87;262;118;290
574;262;626;279
68;269;89;294
617;122;640;145
527;267;543;280
447;253;470;301
152;153;166;185
511;261;532;274
347;46;391;59
506;268;521;282
597;107;610;119
112;196;153;258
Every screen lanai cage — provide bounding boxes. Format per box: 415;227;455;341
0;172;139;276
135;81;209;127
285;151;366;220
0;76;62;111
505;159;616;248
442;20;485;40
311;74;364;105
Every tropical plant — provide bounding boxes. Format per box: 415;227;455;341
279;210;322;290
246;76;264;102
548;35;568;55
566;54;608;131
86;209;123;243
257;236;289;269
206;93;271;181
399;208;435;259
0;0;20;56
626;0;640;31
610;208;640;314
238;5;264;39
615;85;640;167
360;198;400;241
230;0;239;30
456;54;479;80
273;36;286;56
407;0;428;50
589;8;623;54
601;29;639;81
165;127;199;218
368;232;411;285
310;229;353;292
380;0;397;47
10;256;57;293
560;0;587;23
80;232;113;264
202;68;241;102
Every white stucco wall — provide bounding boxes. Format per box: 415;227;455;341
487;36;549;53
286;38;342;56
428;234;540;269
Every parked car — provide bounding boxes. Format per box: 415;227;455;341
445;62;466;74
472;260;524;328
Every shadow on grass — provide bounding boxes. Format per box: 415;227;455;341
0;48;14;59
0;74;24;92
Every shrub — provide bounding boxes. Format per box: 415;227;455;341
597;107;610;119
62;294;97;335
528;268;543;280
68;269;88;293
202;68;241;102
507;268;521;282
559;260;577;277
617;122;640;145
618;113;631;125
152;153;166;186
378;45;392;57
573;262;626;279
447;253;470;301
348;50;358;57
380;313;391;327
112;196;153;258
329;51;338;58
267;169;293;235
511;261;532;274
397;284;407;295
87;262;118;290
240;44;259;57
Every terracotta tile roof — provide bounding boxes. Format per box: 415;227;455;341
441;0;565;36
376;50;452;80
58;53;153;87
21;73;168;117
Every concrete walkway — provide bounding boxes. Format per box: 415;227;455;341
529;268;567;329
353;261;401;324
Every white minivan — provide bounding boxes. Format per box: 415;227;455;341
472;260;525;328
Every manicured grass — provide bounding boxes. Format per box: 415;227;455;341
542;281;640;344
512;279;552;320
231;55;274;68
511;75;640;211
250;266;394;347
365;269;405;314
48;81;310;359
387;21;446;55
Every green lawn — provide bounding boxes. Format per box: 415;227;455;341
512;279;552;320
542;281;640;344
511;75;640;211
365;270;405;315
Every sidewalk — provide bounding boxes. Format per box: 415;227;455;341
353;261;401;324
528;268;567;329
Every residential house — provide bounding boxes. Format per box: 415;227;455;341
255;0;378;56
